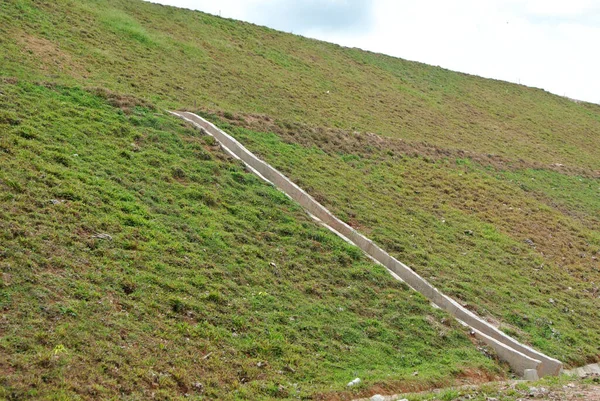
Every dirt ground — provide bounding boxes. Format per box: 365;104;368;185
514;383;600;401
354;378;600;401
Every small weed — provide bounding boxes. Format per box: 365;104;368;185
52;344;67;356
202;136;217;146
169;297;186;313
57;305;77;317
15;126;36;139
0;110;21;126
3;178;23;193
121;280;136;295
206;291;225;304
171;166;186;179
51;153;70;167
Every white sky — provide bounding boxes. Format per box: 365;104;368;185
147;0;600;104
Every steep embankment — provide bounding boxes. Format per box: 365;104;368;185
0;80;503;400
208;115;600;367
1;0;599;170
1;0;599;398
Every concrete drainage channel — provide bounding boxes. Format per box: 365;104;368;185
170;111;563;379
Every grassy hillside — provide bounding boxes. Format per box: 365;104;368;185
0;80;503;400
206;115;600;366
1;0;600;399
1;0;600;171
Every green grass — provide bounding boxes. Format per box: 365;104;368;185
501;169;600;226
0;80;503;400
210;117;600;366
1;0;599;170
1;0;600;398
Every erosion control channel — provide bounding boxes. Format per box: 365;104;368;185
171;111;563;378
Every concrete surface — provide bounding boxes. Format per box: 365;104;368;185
565;363;600;378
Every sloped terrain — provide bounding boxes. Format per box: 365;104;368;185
0;81;504;399
1;0;599;171
1;0;600;399
204;115;600;367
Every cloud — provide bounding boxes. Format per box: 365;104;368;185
312;0;600;103
146;0;600;103
515;0;599;18
502;0;600;26
245;0;375;33
146;0;375;34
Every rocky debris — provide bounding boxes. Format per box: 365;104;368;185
283;365;296;373
367;396;408;401
92;233;113;241
528;386;549;397
270;261;281;277
192;382;204;392
347;378;361;387
353;382;600;401
2;273;11;286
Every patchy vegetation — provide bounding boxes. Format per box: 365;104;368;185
209;117;600;367
1;0;599;399
1;0;599;170
0;81;502;399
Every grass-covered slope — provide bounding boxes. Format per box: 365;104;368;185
0;80;502;400
1;0;600;170
1;0;599;397
205;115;600;367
